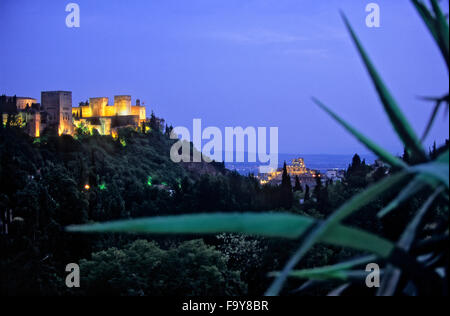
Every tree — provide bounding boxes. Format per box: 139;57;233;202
313;175;330;215
348;154;362;173
293;176;303;192
79;239;246;296
280;162;293;209
346;153;369;189
313;174;323;199
149;111;160;132
165;124;174;137
281;162;291;188
304;185;310;201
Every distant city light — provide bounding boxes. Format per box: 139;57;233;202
84;184;90;190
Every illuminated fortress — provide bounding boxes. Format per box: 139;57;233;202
72;95;146;136
1;91;147;138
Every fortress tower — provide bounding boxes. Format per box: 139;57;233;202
114;95;131;116
90;97;108;117
41;91;73;135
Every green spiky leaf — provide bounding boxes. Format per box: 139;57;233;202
378;176;428;218
420;95;449;141
412;0;440;41
342;13;427;161
411;0;449;70
412;161;449;188
313;98;407;169
271;255;377;281
266;171;407;296
67;213;315;239
430;0;450;69
397;186;445;251
67;213;393;258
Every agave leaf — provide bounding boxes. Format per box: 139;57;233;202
378;176;428;218
67;213;394;257
420;95;449;142
421;98;444;141
411;0;440;41
341;13;427;161
265;171;407;296
378;150;448;218
313;98;407;169
270;255;377;281
378;186;445;296
266;224;394;296
415;149;449;188
430;0;450;69
377;264;402;296
328;284;351;296
67;213;316;239
412;0;450;70
412;161;449;188
389;150;449;214
276;270;367;281
323;225;394;257
398;186;445;251
68;211;396;297
328;171;410;224
436;149;449;163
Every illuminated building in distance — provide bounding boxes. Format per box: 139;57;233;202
259;158;319;187
72;95;146;136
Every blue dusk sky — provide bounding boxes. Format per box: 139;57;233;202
0;0;448;155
